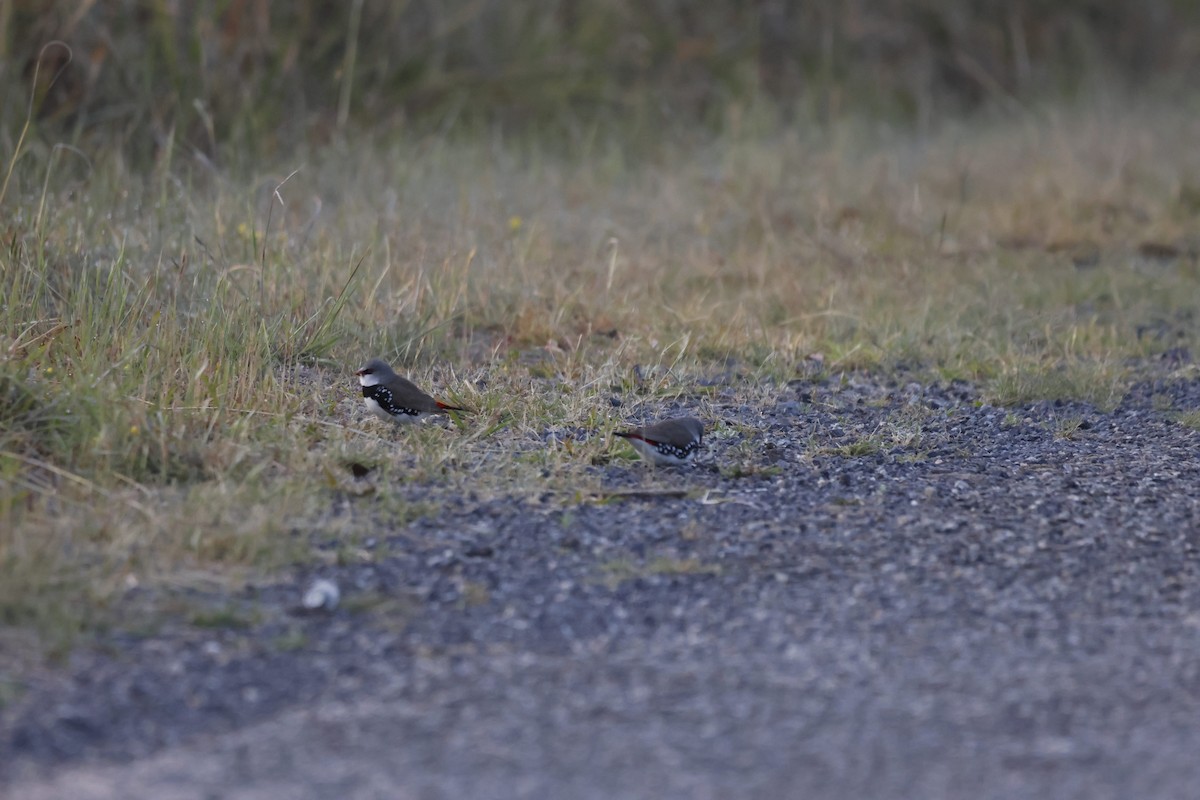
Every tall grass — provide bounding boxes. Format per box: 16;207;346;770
3;1;1199;161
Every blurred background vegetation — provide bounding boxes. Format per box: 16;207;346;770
2;0;1199;163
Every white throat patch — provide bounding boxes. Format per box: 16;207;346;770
359;373;381;387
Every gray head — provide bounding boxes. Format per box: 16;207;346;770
356;358;397;382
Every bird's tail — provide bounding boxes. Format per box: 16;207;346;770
436;401;468;413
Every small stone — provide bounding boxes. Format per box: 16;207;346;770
302;578;340;611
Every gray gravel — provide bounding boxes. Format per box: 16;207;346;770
4;370;1200;799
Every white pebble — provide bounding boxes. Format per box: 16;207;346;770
302;578;340;611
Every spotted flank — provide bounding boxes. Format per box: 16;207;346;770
639;436;700;463
362;384;430;423
615;416;705;466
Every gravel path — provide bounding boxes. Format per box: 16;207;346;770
4;371;1200;799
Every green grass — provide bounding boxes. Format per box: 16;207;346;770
598;556;721;589
3;100;1200;653
190;606;260;631
821;436;885;458
1176;410;1200;432
1054;417;1086;440
270;628;309;652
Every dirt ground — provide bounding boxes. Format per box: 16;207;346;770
4;368;1200;799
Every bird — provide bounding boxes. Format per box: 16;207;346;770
614;416;705;465
355;358;466;425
